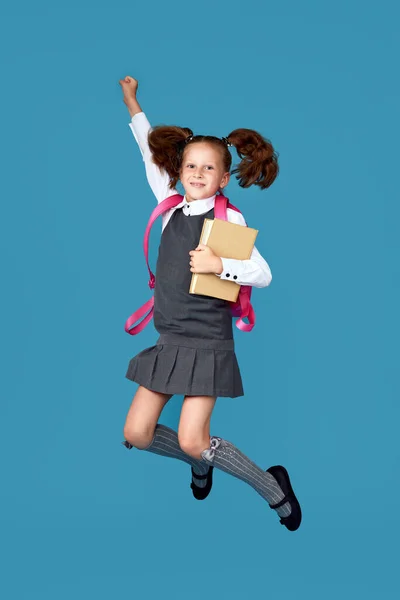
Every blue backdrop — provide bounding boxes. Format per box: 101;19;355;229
1;1;399;598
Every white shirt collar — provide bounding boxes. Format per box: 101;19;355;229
176;194;216;216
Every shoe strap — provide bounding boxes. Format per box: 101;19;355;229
269;494;290;509
191;467;209;480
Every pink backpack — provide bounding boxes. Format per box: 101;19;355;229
125;192;255;335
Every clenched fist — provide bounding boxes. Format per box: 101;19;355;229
119;76;141;117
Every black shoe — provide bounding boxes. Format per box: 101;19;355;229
266;465;302;531
190;466;214;500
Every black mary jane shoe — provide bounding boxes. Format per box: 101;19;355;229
266;465;302;531
190;466;214;500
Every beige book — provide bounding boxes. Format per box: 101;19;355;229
189;218;258;302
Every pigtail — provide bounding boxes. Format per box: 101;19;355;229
226;128;279;190
148;125;194;189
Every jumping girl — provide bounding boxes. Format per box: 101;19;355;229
118;75;301;531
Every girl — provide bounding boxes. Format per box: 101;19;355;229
118;76;301;531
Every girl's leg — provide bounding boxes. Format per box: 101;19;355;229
123;385;171;449
178;395;292;519
123;386;210;483
178;395;216;457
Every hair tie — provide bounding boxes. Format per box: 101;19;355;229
222;136;232;147
177;135;193;152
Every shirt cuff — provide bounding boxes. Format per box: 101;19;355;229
130;111;145;123
217;258;244;282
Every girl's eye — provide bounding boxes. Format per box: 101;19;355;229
186;164;214;170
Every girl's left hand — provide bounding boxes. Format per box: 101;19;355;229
189;244;223;274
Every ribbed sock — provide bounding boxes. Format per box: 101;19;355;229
201;437;292;517
123;424;210;488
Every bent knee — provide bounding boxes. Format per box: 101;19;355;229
123;424;154;450
178;434;209;460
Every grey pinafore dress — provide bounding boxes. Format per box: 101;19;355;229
125;206;244;398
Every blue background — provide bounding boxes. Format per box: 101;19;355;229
1;0;399;598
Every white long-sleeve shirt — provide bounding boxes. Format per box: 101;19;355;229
129;112;272;288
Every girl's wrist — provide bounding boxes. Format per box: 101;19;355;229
127;98;142;118
214;257;223;275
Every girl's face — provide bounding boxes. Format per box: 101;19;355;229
180;143;230;202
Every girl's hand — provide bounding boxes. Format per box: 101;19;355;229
189;244;223;274
119;75;138;101
118;76;141;117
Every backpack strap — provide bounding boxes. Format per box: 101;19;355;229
142;194;183;288
215;193;255;332
125;194;184;335
214;192;243;221
235;287;255;332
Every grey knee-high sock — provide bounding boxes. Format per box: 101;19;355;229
201;437;292;517
124;424;210;488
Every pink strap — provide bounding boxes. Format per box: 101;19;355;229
143;194;184;287
124;297;155;335
235;287;255;332
125;194;183;335
214;193;243;221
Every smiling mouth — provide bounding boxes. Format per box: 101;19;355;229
190;183;206;187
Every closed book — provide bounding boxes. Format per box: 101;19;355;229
189;218;258;302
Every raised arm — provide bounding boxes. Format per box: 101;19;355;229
119;76;178;204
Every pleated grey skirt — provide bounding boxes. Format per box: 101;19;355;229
125;333;244;398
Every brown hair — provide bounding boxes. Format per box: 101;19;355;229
148;125;279;191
